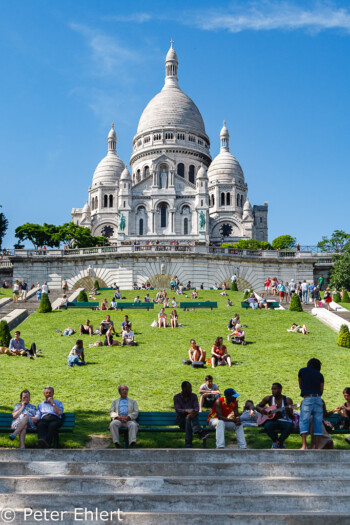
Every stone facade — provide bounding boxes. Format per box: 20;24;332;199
72;44;268;244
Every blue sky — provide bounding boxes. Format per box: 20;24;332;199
1;0;349;247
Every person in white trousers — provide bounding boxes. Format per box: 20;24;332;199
208;388;247;449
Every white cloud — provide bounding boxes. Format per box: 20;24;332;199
101;13;153;24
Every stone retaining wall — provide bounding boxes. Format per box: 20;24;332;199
0;309;29;330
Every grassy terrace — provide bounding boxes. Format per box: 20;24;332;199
0;290;349;449
0;288;14;299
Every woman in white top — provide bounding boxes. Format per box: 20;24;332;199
13;280;20;303
41;282;49;294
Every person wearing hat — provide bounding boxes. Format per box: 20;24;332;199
207;388;247;449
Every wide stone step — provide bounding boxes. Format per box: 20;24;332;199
1;476;350;494
1;448;349;464
0;461;349;478
11;511;349;525
0;493;349;513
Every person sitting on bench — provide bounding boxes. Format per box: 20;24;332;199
110;384;139;448
174;381;211;448
110;298;117;310
256;383;294;449
247;293;258;309
211;337;232;368
144;293;151;303
158;308;167;328
207;388;247;449
36;386;64;448
100;315;114;335
199;375;220;412
189;339;206;363
79;319;93;337
258;294;268;310
170;309;179;328
9;390;38;449
121;325;136;346
101;298;109;310
134;296;141;303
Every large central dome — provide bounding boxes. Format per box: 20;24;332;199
136;44;207;138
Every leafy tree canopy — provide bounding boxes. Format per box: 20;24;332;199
317;230;350;253
0;205;9;250
271;235;296;251
15;222;107;249
329;252;350;291
222;239;272;250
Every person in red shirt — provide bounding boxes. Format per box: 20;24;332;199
211;337;232;368
207;388;247;449
264;278;271;292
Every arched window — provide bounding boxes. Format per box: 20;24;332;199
241;195;244;207
144;166;149;178
160;204;167;228
226;193;230;206
221;192;225;206
109;195;113;208
137;169;141;183
189;165;195;184
184;218;188;235
104;195;108;208
95;197;98;209
139;219;144;236
211;194;215;207
91;199;94;211
237;194;240;207
177;163;185;177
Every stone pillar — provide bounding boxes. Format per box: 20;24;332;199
170;209;176;233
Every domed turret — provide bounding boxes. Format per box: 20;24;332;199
197;164;208;179
243;197;253;219
92;124;124;186
120;165;131;182
208;122;244;183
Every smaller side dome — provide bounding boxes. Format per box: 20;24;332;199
120;165;131;181
82;201;90;212
243;198;253;219
197;164;208;179
92;125;124;186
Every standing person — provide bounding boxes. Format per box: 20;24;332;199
61;278;68;295
323;288;332;310
67;340;86;367
318;274;324;291
13;280;20;302
277;281;285;303
41;282;49;295
36;386;64;448
198;376;220;412
308;282;315;302
231;273;238;284
20;279;28;301
9;390;38;449
313;286;321;308
264;278;271;293
301;280;309;304
296;282;302;302
173;381;210;448
256;383;294;449
298;358;324;450
289;279;296;295
109;385;139;448
284;282;291;303
207;388;247;449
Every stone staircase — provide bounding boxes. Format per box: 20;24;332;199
0;449;349;524
0;291;62;317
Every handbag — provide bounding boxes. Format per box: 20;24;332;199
182;359;191;365
191;361;204;368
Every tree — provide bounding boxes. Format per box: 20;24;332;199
272;235;296;251
77;290;88;302
0;206;9;250
55;223;107;248
243;289;253;299
15;223;59;248
342;290;350;303
222;239;272;250
317;230;350;253
337;324;350;349
0;320;11;347
94;280;100;290
230;280;238;291
37;293;52;313
289;293;303;312
329;253;350;291
333;292;341;304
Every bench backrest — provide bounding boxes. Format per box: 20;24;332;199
179;301;217;308
68;302;99;307
0;412;75;429
117;303;154;309
137;411;208;426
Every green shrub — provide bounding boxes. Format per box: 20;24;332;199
231;280;238;291
337;324;350;348
37;293;52;313
289;293;303;312
222;240;272;250
243;289;253;299
77;290;88;302
342;290;350;303
333;292;341;304
0;320;11;347
93;280;100;290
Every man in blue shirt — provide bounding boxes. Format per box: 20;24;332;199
109;385;139;448
36;386;64;448
298;358;324;450
9;331;36;358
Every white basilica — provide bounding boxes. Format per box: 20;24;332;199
71;43;268;243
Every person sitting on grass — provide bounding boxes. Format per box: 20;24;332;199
258;293;268;310
191;289;198;299
247;293;258;309
134;295;141;304
100;315;114;335
213;283;219;290
104;323;119;346
163;295;169;308
67;340;86;367
198;375;220;412
9;331;37;358
220;290;228;296
226;298;232;307
174;381;211;448
171;297;178;307
189;339;206;363
144;293;151;303
121;315;132;331
170;309;179;328
288;323;308;335
121;325;136;346
80;320;93;337
101;298;109;310
9;390;38;449
58;294;68;310
158;308;167;328
211;337;232;368
228;324;246;345
228;314;240;330
176;283;184;295
114;290;121;300
110;298;117;310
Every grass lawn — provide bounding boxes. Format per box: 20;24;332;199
0;288;13;299
340;302;350;311
0;290;349;449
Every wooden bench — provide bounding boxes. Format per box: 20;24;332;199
116;302;154;311
67;301;99;309
0;412;75;448
241;301;280;309
118;411;210;448
179;301;217;310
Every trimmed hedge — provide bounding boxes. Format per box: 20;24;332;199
342;290;350;303
93;280;100;290
289;293;303;312
38;293;52;313
77;290;88;302
337;324;350;349
231;280;238;291
333;292;341;304
0;320;11;347
243;289;253;300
